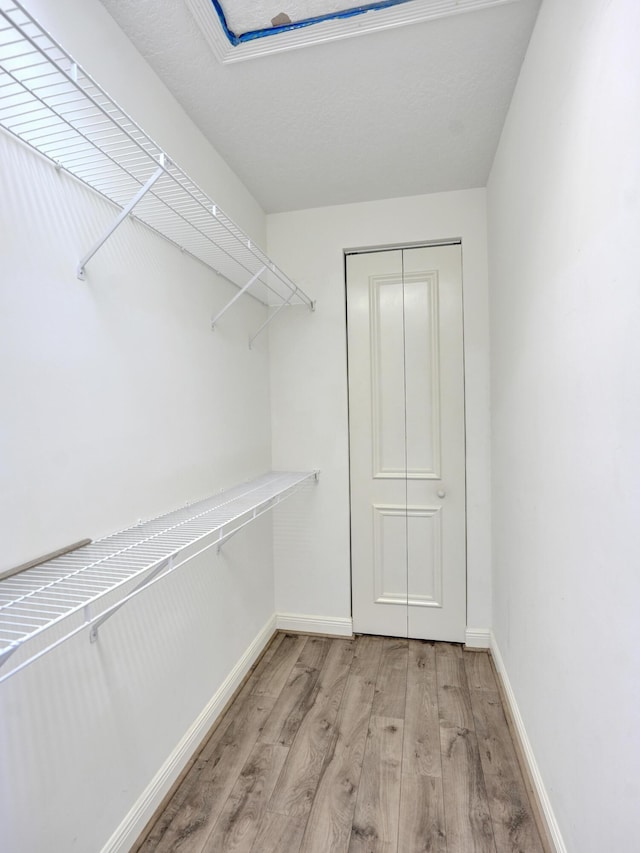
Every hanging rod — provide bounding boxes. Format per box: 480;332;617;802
0;471;319;682
0;0;315;314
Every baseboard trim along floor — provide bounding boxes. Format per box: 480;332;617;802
490;632;567;853
275;611;354;636
101;614;278;853
464;627;492;648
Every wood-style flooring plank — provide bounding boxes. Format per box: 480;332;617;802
248;811;307;853
464;651;499;692
249;631;286;677
398;772;447;853
470;689;545;853
136;788;188;853
267;638;356;817
440;724;496;853
471;690;526;777
148;688;279;851
201;742;288;853
403;640;441;778
436;643;475;731
299;635;383;853
259;636;329;747
251;633;308;698
438;647;496;853
348;715;403;853
371;638;408;719
481;772;546;853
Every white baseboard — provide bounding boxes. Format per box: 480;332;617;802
464;627;492;649
276;612;353;637
490;633;567;853
101;613;277;853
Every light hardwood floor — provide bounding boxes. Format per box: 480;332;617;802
135;634;548;853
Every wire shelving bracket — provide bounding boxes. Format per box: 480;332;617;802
76;154;166;280
0;1;315;331
0;470;319;682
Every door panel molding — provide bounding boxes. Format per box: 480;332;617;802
372;503;443;608
370;271;442;480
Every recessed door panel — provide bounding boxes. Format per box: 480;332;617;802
403;272;440;479
372;504;409;604
370;275;408;478
406;505;443;607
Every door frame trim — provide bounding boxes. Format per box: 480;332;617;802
344;237;462;257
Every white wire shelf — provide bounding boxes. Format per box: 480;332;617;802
0;470;319;682
0;0;314;324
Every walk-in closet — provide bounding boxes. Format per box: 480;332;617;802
2;0;638;851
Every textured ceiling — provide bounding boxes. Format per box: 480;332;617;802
97;0;541;213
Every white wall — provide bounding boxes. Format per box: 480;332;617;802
0;1;276;850
267;190;492;633
487;1;640;850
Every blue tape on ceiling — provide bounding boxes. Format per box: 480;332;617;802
210;0;241;44
210;0;415;45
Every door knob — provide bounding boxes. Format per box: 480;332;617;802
437;489;446;499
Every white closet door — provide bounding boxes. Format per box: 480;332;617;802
347;244;466;641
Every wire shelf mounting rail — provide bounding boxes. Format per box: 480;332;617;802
0;470;319;683
0;1;314;331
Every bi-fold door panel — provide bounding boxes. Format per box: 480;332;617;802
347;244;465;642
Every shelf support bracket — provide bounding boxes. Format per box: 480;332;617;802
248;289;296;349
77;155;166;280
211;266;266;329
89;556;172;642
0;643;18;671
217;504;272;554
